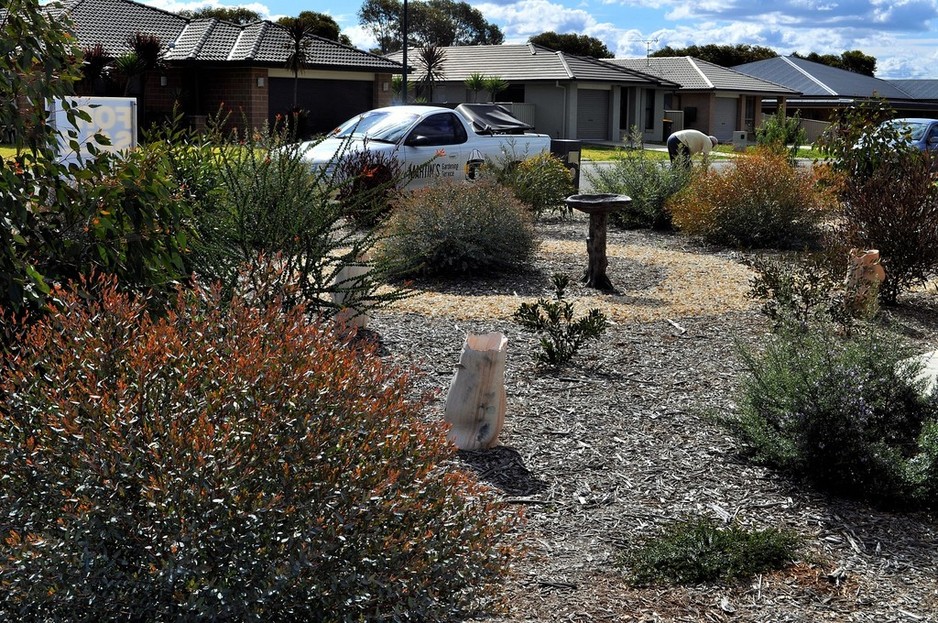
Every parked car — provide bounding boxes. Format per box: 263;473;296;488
879;118;938;151
298;104;551;189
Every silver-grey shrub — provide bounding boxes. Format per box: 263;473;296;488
375;179;537;278
586;140;691;230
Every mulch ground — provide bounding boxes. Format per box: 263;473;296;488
368;213;938;622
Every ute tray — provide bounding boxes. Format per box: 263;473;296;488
455;103;533;135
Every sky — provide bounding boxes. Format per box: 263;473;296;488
142;0;938;79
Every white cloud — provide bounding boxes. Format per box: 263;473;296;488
143;0;286;19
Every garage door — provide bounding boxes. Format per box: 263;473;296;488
269;78;373;135
713;98;738;144
577;90;609;141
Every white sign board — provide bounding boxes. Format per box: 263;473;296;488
49;96;137;166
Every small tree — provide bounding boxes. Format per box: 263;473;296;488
417;43;446;102
483;75;508;102
281;18;315;109
755;110;806;164
465;71;487;102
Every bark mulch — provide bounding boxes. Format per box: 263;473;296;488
368;213;938;622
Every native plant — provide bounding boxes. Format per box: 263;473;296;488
669;148;835;249
725;319;938;507
187;116;405;316
818;101;938;304
498;152;575;218
746;253;852;329
621;518;798;586
513;273;607;367
755;110;806;164
0;276;517;621
587;128;692;229
334;147;405;227
375;178;537;278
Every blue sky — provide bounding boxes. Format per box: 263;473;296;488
144;0;938;78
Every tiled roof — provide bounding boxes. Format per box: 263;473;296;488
733;56;910;100
387;44;676;86
64;0;187;56
611;57;798;95
55;0;401;71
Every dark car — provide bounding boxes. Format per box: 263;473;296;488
879;117;938;151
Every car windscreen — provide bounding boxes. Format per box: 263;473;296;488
333;111;421;143
884;120;929;140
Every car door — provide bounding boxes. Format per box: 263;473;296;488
400;111;468;188
926;123;938;152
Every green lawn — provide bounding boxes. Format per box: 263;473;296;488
581;144;670;162
712;143;826;159
1;145;14;159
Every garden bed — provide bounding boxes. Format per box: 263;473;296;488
369;213;938;622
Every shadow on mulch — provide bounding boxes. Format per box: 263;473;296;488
456;445;548;496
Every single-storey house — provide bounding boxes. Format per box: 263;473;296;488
732;56;938;122
51;0;404;133
388;44;680;143
609;57;800;143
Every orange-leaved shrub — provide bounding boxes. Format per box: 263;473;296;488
0;276;517;622
669;149;835;249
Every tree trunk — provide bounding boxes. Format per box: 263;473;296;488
444;332;507;450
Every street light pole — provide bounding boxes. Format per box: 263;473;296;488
401;0;408;104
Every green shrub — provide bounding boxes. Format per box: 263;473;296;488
726;320;938;506
747;253;852;329
622;518;798;586
0;276;517;621
756;110;807;163
669;149;834;249
586;130;692;229
49;141;193;295
375;179;537;278
501;152;575;218
513;273;607;367
188;120;403;316
1;2;192;324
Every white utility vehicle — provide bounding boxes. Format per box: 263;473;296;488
299;103;551;188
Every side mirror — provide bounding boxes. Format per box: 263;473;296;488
406;134;432;147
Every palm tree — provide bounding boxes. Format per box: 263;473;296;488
417;44;446;103
483;76;508;102
79;43;110;95
464;72;486;102
281;18;316;109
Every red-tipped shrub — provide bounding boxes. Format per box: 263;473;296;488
0;276;516;621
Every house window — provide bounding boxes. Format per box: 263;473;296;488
644;89;655;130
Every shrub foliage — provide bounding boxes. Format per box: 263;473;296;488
669;149;833;249
0;277;517;621
622;518;798;586
375;179;537;277
500;152;576;218
726;320;938;507
586;130;692;229
817;99;938;304
513;273;607;367
176;118;403;317
837;149;938;305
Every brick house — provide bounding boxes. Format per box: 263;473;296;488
56;0;403;133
